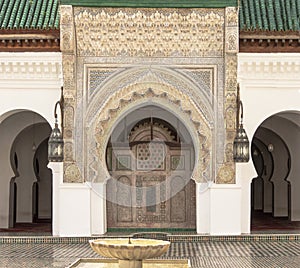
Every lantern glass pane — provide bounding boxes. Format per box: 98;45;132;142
48;125;64;162
233;126;249;163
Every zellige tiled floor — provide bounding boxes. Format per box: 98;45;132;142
1;240;300;268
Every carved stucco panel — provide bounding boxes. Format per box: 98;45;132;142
85;66;214;128
217;7;239;184
62;54;76;95
60;5;75;53
64;141;74;163
216;162;235;184
74;8;224;57
226;28;238;53
64;105;74;132
223;57;237;185
225;6;239;27
61;6;77;179
225;6;239;54
64;162;83;183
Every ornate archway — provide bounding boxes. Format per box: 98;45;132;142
88;83;213;184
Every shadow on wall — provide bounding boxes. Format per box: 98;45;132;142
251;110;300;228
0;109;52;229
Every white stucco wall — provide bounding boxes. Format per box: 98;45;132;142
196;182;242;235
0;53;62;118
238;53;300;233
0;52;62;228
2;51;299;235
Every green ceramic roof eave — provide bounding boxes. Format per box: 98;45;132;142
0;0;60;30
60;0;238;8
239;0;300;31
1;0;299;32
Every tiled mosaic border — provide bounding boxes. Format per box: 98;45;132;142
1;234;300;244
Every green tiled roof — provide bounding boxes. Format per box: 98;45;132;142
240;0;300;31
0;0;60;29
1;0;299;32
60;0;238;8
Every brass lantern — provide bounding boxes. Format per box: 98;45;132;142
48;118;64;162
233;84;249;162
48;87;64;162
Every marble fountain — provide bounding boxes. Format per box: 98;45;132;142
68;237;190;268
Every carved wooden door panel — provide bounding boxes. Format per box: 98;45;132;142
106;146;196;229
106;120;196;230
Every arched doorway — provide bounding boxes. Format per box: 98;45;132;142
0;110;52;232
251;111;300;233
87;80;214;234
106;106;196;230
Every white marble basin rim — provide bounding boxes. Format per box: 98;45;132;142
89;238;170;260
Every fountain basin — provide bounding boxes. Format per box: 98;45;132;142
89;238;170;261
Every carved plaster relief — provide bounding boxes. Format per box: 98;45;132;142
88;86;212;184
60;5;75;53
217;7;239;183
74;8;224;58
85;66;214;127
60;6;77;176
64;162;83;183
60;5;237;184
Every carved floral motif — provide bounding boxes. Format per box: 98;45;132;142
74;8;224;57
64;163;83;182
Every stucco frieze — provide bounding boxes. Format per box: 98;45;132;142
74;8;224;58
0;52;62;91
0;55;62;81
238;54;300;81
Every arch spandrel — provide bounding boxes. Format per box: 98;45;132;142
86;82;213;184
85;66;214;128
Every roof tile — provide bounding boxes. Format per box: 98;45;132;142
0;0;59;30
240;0;300;31
0;0;299;32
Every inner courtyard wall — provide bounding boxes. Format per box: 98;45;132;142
0;52;62;228
237;53;300;233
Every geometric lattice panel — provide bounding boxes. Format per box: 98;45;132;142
136;143;165;170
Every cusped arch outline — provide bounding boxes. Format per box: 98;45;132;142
85;65;214;128
86;82;213;183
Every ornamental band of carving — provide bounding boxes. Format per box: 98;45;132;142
91;85;212;184
218;7;239;183
74;8;224;57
